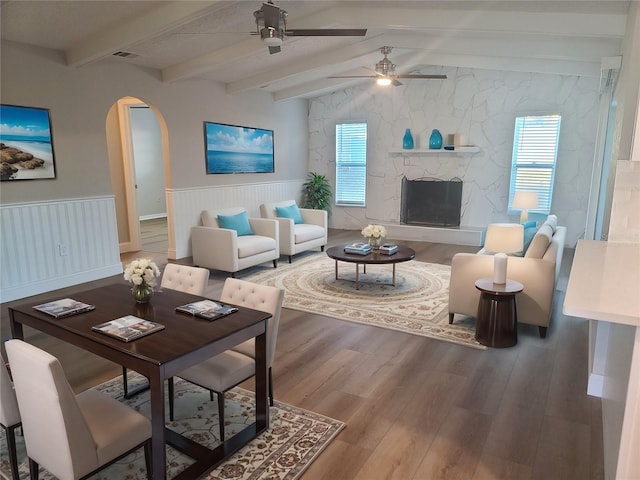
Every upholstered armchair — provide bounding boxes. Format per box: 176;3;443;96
260;200;327;263
192;207;279;276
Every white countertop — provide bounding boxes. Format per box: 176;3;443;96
563;240;640;326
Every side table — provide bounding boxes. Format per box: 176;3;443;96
474;277;524;348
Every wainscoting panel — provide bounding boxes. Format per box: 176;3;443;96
0;196;122;303
167;180;305;259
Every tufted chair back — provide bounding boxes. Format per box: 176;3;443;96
0;357;21;480
161;263;210;296
220;277;284;367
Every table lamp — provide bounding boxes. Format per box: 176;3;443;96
484;223;524;284
512;191;539;223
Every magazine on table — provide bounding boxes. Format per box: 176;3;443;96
92;315;165;342
344;242;372;255
175;299;238;321
33;298;96;318
379;244;398;255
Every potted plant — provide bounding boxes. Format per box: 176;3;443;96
302;172;332;214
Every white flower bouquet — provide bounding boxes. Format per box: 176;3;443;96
123;258;161;286
361;224;387;239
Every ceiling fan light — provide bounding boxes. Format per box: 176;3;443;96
377;77;392;86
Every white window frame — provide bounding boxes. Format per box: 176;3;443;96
508;114;562;215
335;122;367;207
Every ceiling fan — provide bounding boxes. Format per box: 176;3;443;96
330;46;447;86
253;1;367;54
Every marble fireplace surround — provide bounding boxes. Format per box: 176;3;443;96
308;65;600;248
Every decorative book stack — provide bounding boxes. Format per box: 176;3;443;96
379;244;398;255
344;242;372;255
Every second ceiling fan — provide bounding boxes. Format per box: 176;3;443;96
330;46;447;85
254;1;367;54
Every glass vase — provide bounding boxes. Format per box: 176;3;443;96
368;236;383;250
402;128;414;149
429;129;443;149
132;282;154;303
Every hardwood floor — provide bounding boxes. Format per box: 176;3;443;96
0;229;603;480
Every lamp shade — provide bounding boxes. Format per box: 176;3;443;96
513;191;539;210
484;223;524;254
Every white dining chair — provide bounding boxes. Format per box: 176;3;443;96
168;278;284;440
5;339;152;480
0;357;21;480
122;263;210;398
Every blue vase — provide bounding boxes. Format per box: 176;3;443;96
429;129;443;149
402;128;414;149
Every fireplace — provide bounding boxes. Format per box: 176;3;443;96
401;177;463;227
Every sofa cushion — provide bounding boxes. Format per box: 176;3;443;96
237;235;276;258
276;203;303;224
525;224;553;259
293;224;325;244
217;211;253;236
543;214;558;233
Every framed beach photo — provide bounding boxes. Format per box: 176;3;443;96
0;104;57;181
204;121;274;174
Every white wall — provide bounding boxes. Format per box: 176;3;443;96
309;66;601;247
0;40;309;300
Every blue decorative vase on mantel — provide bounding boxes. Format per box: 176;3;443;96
402;128;414;149
429;129;443;149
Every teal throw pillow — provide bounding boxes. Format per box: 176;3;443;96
275;204;303;224
511;224;538;257
522;220;537;229
217;211;253;236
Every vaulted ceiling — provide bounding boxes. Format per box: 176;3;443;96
0;1;630;101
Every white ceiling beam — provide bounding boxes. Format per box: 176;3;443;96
317;6;627;38
273;52;604;102
66;1;226;67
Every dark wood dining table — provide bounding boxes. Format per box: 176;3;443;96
8;282;271;480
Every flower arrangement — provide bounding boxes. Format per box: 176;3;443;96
124;258;161;286
361;224;387;239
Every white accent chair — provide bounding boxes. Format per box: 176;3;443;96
168;278;284;440
122;263;211;398
260;200;327;263
5;339;152;480
192;207;279;276
1;358;21;480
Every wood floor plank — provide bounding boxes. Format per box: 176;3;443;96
472;453;533;480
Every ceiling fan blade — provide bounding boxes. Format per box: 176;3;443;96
328;75;377;79
268;45;282;55
392;78;403;86
395;74;448;80
285;28;367;37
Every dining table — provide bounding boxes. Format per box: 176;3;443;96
8;282;271;480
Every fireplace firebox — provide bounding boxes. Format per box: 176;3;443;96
401;177;463;227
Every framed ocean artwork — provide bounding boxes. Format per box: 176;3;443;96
0;104;57;181
204;121;274;174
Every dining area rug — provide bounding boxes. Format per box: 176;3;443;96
242;252;483;349
0;373;345;480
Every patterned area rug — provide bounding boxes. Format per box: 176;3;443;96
242;252;484;349
0;373;344;480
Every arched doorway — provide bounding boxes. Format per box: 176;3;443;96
106;97;169;257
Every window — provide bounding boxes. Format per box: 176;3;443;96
508;114;561;214
335;123;367;206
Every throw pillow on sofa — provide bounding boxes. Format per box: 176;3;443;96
275;204;303;224
217;211;254;236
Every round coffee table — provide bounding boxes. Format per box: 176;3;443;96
326;244;416;290
474;277;524;348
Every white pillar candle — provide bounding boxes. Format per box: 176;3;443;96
493;253;508;284
454;133;466;147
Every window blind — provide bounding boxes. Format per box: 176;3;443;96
335;123;367;206
508;114;561;214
